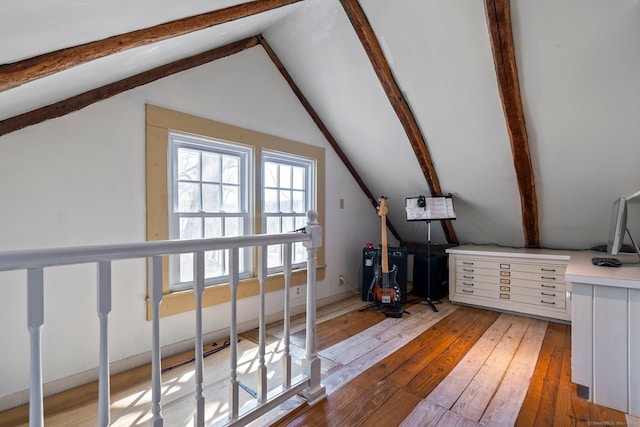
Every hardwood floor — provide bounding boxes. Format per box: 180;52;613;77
1;295;639;426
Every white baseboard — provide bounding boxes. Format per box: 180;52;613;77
0;290;353;412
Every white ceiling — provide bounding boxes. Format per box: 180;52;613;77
2;0;640;249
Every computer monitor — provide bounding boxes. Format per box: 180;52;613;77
607;197;627;255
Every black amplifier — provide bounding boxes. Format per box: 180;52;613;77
361;246;407;302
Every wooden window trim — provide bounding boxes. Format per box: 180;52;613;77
145;104;325;319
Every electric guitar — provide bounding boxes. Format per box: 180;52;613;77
371;197;403;317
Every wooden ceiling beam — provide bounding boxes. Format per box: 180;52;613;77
258;35;403;242
339;0;458;244
484;0;539;247
0;0;302;92
0;37;259;137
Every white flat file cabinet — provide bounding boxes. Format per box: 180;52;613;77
446;245;571;322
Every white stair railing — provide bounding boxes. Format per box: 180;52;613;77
0;210;325;427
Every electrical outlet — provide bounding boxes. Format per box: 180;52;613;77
294;286;302;298
339;275;345;286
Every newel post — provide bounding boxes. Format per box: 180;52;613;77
301;210;326;405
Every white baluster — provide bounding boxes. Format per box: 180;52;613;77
149;256;164;426
193;251;205;427
282;243;292;389
97;261;112;427
257;245;267;403
228;247;239;420
27;267;44;427
301;210;326;404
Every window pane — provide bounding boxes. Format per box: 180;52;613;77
264;162;278;188
180;217;202;239
292;191;304;213
282;216;294;233
294;242;306;264
222;185;239;212
205;250;224;278
266;216;280;234
202;183;220;212
280;165;291;189
264;189;278;213
225;217;241;236
222;155;239;184
178;182;200;212
179;253;193;282
292;166;305;190
267;244;281;268
204;217;222;238
279;190;291;213
178;148;200;181
202;152;220;182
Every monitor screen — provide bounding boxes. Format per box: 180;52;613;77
607;197;627;255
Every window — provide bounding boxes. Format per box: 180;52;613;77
262;152;315;270
145;104;326;318
169;132;251;290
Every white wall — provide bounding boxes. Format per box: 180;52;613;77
0;46;382;402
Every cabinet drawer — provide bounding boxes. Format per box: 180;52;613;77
456;258;566;275
511;293;566;309
500;284;566;301
455;283;566;309
456;265;564;283
456;271;567;291
457;279;566;301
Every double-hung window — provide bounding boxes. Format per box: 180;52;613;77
169;132;251;291
262;152;315;271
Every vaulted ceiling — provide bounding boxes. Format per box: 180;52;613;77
2;0;639;250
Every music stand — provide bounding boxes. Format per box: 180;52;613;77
405;195;456;312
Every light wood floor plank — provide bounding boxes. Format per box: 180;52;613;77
424;313;518;410
451;315;532;421
400;399;447;426
479;318;548;426
437;410;481;427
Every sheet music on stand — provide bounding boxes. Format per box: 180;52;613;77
405;196;456;221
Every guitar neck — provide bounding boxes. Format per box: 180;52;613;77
381;214;389;273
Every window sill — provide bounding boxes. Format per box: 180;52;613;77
146;265;326;319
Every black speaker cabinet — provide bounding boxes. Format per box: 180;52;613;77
412;253;449;300
361;246;407;302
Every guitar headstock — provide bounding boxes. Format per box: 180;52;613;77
377;196;388;217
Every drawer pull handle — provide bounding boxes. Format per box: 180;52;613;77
462;289;474;293
541;284;556;289
541;292;556;297
462;268;474;272
462;282;474;286
541;268;557;272
541;276;556;280
541;300;556;305
463;275;474;279
462;261;474;265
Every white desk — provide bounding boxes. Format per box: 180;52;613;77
566;252;640;416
